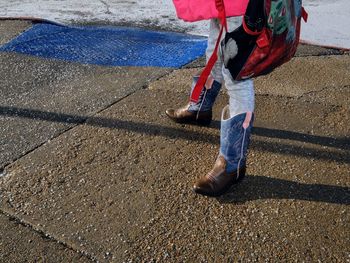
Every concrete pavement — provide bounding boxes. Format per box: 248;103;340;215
0;20;349;262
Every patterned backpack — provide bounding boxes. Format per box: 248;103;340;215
186;0;308;103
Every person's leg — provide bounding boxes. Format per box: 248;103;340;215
165;19;223;126
206;19;224;83
193;68;255;196
224;68;255;117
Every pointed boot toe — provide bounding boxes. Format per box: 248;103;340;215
165;106;212;126
193;178;215;196
165;108;175;118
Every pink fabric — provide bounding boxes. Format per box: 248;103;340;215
172;0;249;22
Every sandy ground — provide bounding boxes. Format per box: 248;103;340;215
0;20;349;262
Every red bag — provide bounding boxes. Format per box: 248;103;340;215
191;0;308;103
229;0;308;80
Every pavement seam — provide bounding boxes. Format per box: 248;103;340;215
0;126;80;172
297;85;350;100
0;208;97;262
295;53;348;57
0;57;201;260
0;69;175;173
0;66;177;259
1;53;203;173
255;89;349;109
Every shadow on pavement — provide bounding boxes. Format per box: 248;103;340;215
1;106;349;164
211;120;350;151
218;175;350;205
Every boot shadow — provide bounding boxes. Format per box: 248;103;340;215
217;175;350;205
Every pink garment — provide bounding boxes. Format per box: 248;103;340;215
172;0;249;22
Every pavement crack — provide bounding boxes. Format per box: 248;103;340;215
0;125;78;173
0;209;98;263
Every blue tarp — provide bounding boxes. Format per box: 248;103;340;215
0;23;207;68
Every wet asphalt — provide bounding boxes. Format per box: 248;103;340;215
0;20;349;262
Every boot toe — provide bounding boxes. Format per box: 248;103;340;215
193;185;222;197
193;180;216;196
165;108;175;118
193;184;209;196
193;182;234;197
165;107;212;126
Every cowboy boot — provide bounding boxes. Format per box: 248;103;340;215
193;105;254;197
165;75;222;126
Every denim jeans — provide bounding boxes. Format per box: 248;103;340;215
206;18;255;117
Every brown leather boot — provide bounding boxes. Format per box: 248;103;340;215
165;75;222;126
165;103;212;126
193;155;246;197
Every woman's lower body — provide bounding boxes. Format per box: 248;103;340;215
166;18;255;196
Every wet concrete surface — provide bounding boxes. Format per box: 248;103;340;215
0;20;349;262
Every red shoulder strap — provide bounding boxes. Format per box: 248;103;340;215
302;7;308;22
190;0;227;103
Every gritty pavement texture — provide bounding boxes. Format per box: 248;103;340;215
0;20;349;262
0;52;170;169
0;20;31;46
0;212;91;263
